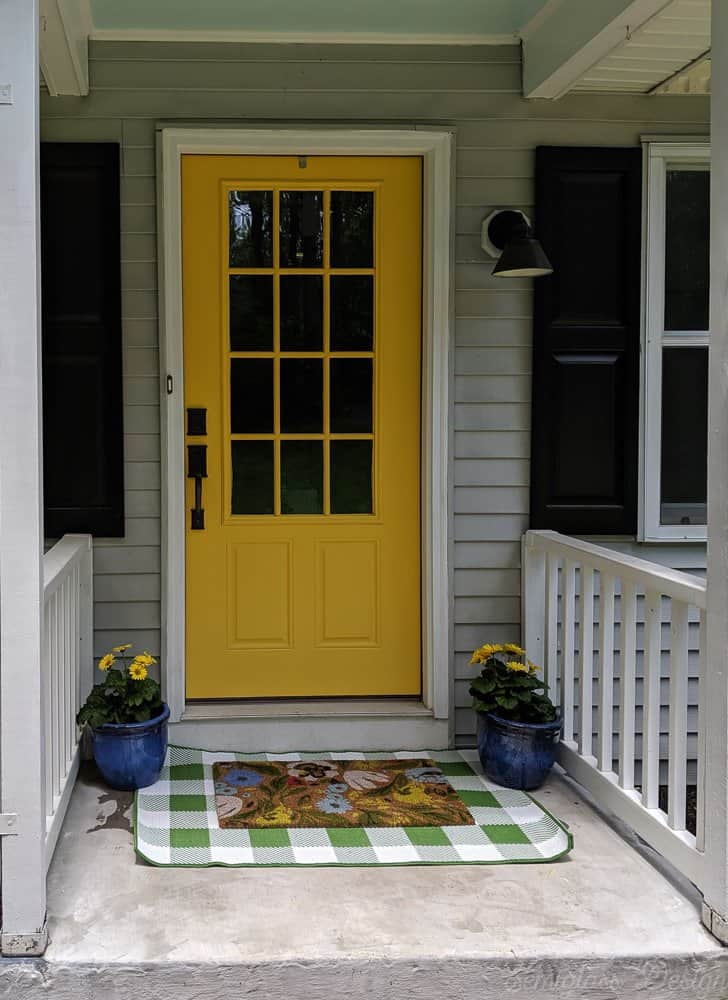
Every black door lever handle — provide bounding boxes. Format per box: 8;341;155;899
187;444;207;530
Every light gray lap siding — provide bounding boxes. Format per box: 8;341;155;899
39;40;709;739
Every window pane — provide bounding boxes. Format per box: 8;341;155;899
665;169;709;331
280;358;323;433
330;191;374;268
280;276;323;351
229;191;272;267
281;441;323;514
229;275;273;351
660;346;707;525
330;275;374;351
330;359;373;433
331;441;373;514
279;191;323;267
230;358;273;433
232;441;274;515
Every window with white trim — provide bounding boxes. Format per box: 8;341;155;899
642;142;710;541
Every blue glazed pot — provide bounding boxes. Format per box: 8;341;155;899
92;703;170;791
476;711;561;790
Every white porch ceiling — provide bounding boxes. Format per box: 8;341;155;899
572;0;710;94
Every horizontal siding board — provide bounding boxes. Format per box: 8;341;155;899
455;486;529;514
89;41;524;64
124;490;161;517
454;347;531;375
454;541;521;569
40;91;711;123
455;374;531;403
94;573;161;602
94;601;161;629
124;433;160;462
90;60;522;94
40;39;710;745
455;431;530;459
454;459;529;486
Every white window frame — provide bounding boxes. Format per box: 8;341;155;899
641;140;710;542
157;127;454;727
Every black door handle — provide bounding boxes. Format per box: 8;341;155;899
188;444;207;530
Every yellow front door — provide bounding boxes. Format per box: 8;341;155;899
182;155;422;699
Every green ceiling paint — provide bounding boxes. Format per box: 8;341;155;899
91;0;547;36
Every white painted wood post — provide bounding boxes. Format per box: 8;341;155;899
702;0;728;944
521;532;545;670
0;0;48;956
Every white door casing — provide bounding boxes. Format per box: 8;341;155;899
157;128;454;737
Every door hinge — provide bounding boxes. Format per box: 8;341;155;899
0;814;18;836
166;374;174;395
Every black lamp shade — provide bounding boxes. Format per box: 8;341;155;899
492;234;553;278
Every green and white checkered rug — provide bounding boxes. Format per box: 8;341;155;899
135;745;573;867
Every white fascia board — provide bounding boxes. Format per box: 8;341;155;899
39;0;91;97
522;0;673;100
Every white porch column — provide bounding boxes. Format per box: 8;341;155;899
0;0;48;955
702;0;728;945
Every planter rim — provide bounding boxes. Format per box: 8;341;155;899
478;709;562;732
93;702;170;735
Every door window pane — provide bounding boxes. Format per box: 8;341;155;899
231;359;273;433
232;440;274;514
330;275;374;351
330;359;373;433
665;169;710;331
331;441;373;514
280;276;323;351
280;358;323;433
229;190;273;267
330;191;374;268
279;191;323;267
281;440;323;514
230;275;273;351
660;346;707;525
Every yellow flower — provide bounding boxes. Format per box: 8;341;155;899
505;660;529;673
135;651;157;666
503;643;525;656
528;660;540;674
129;661;148;681
470;643;504;665
98;653;115;672
112;643;132;654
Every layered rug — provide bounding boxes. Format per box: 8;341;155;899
135;745;573;867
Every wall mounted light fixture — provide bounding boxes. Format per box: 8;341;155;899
481;208;553;278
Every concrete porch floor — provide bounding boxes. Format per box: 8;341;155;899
4;764;728;1000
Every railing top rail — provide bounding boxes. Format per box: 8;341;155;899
43;534;92;599
525;530;706;609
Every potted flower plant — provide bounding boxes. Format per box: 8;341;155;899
77;644;169;790
469;643;560;790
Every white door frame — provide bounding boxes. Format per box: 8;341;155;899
158;127;454;726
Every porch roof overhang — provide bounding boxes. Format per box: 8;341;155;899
40;0;711;100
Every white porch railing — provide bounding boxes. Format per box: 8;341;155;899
42;534;93;866
522;529;705;889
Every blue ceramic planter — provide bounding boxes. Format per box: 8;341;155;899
92;703;170;791
477;711;561;790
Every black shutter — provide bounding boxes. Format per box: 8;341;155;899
40;143;124;537
531;146;642;535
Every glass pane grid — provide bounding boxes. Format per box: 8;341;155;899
227;183;375;518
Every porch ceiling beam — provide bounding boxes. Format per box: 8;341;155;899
521;0;673;100
39;0;91;97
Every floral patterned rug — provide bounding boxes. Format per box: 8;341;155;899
213;758;475;829
134;746;573;867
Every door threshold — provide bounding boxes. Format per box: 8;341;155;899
181;699;433;722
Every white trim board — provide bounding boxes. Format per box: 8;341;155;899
93;28;517;46
640;140;710;543
158;128;454;746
